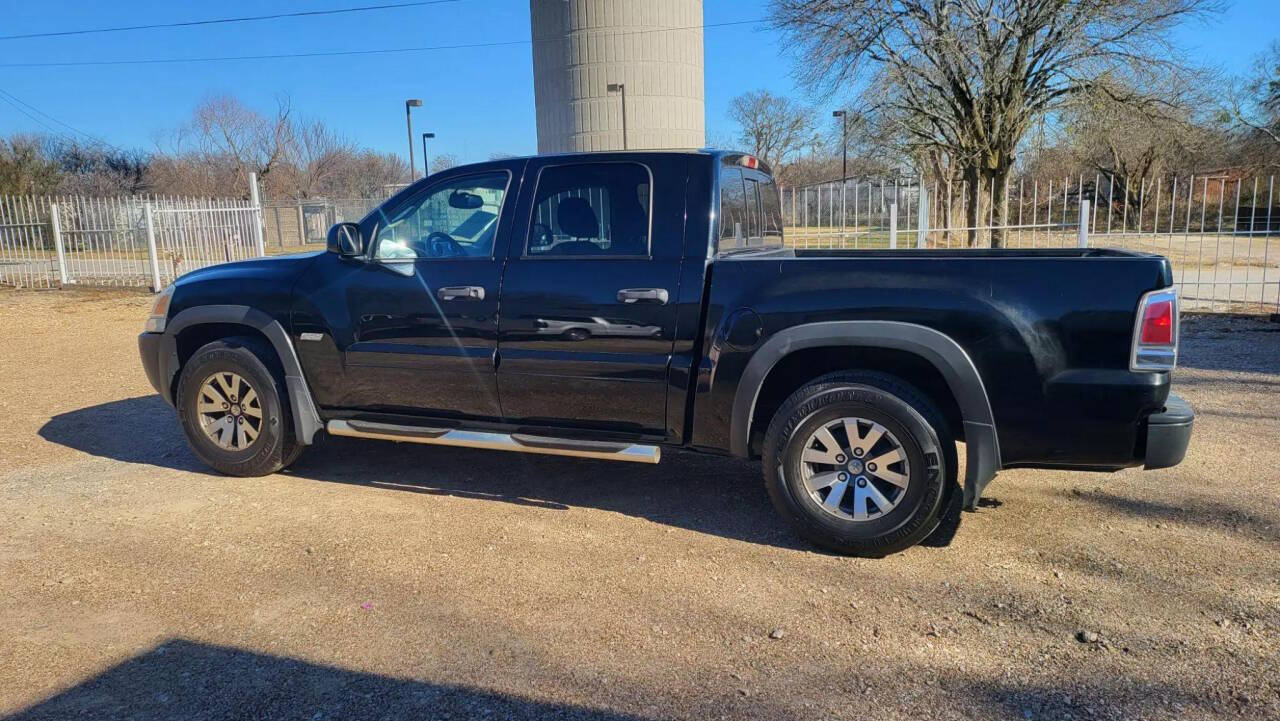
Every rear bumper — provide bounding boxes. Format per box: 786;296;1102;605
1144;393;1193;470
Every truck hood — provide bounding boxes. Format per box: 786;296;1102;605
173;251;325;287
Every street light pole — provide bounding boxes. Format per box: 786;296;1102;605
421;132;435;177
607;83;627;150
833;110;849;241
405;99;422;181
832;110;848;183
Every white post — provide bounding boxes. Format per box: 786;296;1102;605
248;171;266;257
144;202;163;292
916;185;929;248
1078;199;1090;248
49;203;72;285
888;202;898;249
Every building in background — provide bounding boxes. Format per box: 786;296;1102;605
529;0;705;153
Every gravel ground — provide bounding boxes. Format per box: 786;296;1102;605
0;287;1276;721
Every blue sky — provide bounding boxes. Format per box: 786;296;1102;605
0;0;1276;166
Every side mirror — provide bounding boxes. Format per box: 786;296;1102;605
327;222;364;257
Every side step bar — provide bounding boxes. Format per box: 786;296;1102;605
326;419;662;464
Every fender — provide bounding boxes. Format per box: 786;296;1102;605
157;305;324;445
730;320;1001;510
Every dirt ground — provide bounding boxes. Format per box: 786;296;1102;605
0;287;1276;721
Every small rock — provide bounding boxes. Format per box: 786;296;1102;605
305;546;313;554
1053;570;1063;579
1216;618;1231;628
737;688;750;697
1076;630;1099;644
768;628;785;640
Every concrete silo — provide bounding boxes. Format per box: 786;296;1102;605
529;0;705;153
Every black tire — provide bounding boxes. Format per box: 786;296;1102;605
175;337;304;477
762;371;959;557
563;327;591;342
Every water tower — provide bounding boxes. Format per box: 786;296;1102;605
529;0;706;153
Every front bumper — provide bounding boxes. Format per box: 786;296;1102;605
1144;393;1193;470
138;332;173;405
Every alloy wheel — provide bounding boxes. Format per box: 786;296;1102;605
798;416;911;521
196;372;263;451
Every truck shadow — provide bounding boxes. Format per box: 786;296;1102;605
3;638;651;721
39;396;808;552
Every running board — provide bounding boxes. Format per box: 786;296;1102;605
326;419;661;464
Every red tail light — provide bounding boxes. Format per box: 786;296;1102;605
1131;288;1178;371
1140;299;1173;345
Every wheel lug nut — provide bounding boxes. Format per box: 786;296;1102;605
853;448;864;457
856;477;868;487
835;454;846;463
867;463;877;471
222;402;229;409
837;472;848;481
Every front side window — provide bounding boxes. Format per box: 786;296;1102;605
527;163;651;257
373;172;509;260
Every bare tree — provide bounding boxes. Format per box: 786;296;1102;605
1065;75;1216;206
773;0;1221;246
182;94;293;197
727;90;816;174
1230;41;1280;160
0;135;61;195
430;154;459;173
288;119;356;199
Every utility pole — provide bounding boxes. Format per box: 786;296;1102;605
607;83;627;150
405;99;422;180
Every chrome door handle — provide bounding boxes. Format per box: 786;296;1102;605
617;288;669;305
437;286;485;301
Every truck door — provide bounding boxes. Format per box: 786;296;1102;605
495;156;688;437
297;163;520;419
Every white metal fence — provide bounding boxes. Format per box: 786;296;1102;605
782;174;1280;313
0;194;264;290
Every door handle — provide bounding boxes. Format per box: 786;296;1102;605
617;288;669;305
437;286;486;301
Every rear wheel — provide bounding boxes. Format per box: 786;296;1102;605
763;371;958;556
176;338;304;476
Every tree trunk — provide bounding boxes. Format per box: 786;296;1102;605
964;164;981;247
989;166;1011;248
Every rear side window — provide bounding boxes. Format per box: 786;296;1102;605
719;166;783;253
719;167;747;249
758;174;783;242
527;162;651;257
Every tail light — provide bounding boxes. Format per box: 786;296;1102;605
1130;288;1178;371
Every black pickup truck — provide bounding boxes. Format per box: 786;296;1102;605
138;150;1193;556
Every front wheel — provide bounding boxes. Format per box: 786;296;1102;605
763;371;958;557
175;338;304;477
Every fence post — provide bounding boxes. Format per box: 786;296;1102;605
248;172;266;257
888;202;898;249
49;203;73;285
1078;199;1090;248
916;185;929;248
144;202;163;292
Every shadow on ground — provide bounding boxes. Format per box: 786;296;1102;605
40;397;811;551
2;639;649;721
3;638;1236;721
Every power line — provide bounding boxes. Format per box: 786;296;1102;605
0;0;465;42
0;19;764;68
0;87;124;151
